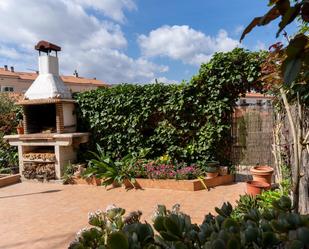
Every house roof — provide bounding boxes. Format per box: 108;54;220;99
0;67;107;87
241;92;273;99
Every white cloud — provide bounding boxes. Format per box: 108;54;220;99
138;25;239;65
234;25;244;35
74;0;136;23
0;45;21;59
0;0;167;83
67;49;168;83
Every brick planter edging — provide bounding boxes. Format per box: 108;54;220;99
0;174;21;188
71;175;235;191
126;175;235;191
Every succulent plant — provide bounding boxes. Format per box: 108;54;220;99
69;196;309;249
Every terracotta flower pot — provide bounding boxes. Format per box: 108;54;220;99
246;180;270;196
250;165;274;185
123;179;140;189
219;166;228;176
206;172;219;178
17;127;24;135
112;181;121;188
85;177;102;186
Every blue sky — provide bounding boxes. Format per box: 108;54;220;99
0;0;297;84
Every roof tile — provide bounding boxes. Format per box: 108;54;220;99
0;67;107;87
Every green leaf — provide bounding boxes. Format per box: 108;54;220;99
212;239;226;249
259;6;281;25
173;241;187;249
107;232;129;249
296;227;309;245
240;6;280;42
301;2;309;22
159;231;180;241
289;240;305;249
164;217;182;238
282;57;302;85
227;237;240;249
154;216;166;232
286;34;308;58
240;17;261;42
275;0;290;15
276;3;301;37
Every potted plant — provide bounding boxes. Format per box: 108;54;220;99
205;166;219;178
16;120;24;135
204;161;219;178
206;160;220;167
219;166;229;176
250;165;274;185
62;163;87;185
246;180;270;196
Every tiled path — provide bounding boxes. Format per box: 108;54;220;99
0;182;245;249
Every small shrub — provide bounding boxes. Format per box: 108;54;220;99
232;184;290;220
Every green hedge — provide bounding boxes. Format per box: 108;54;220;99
0;94;22;172
76;48;264;164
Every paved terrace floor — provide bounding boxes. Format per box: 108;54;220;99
0;182;245;249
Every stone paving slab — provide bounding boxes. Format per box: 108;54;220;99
0;182;245;249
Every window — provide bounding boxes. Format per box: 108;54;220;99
267;100;272;106
240;99;247;106
1;86;14;92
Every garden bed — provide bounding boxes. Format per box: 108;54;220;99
71;175;234;191
0;174;21;187
126;175;235;191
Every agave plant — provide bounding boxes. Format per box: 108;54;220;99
82;144;123;186
83;145;149;187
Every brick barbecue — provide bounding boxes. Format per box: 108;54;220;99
4;41;89;181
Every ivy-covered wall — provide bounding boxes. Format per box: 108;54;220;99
76;48;265;164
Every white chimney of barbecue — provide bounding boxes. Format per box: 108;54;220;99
25;41;72;100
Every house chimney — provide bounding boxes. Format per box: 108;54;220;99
24;40;72;100
4;65;8;71
10;66;14;72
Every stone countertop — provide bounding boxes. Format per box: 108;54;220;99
3;132;90;146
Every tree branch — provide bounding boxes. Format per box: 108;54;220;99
280;88;299;210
